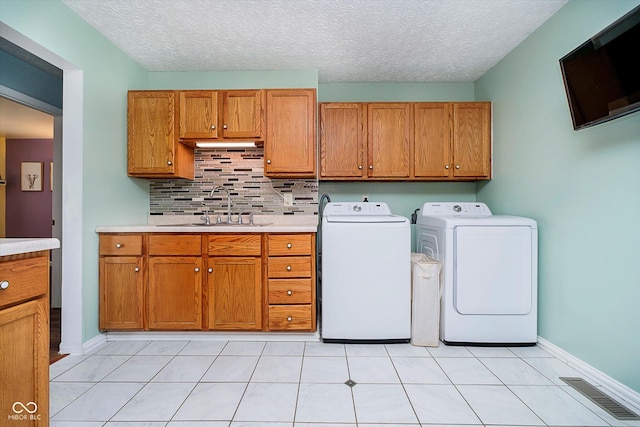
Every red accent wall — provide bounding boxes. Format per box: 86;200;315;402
5;139;53;238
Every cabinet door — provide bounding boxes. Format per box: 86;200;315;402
265;89;316;177
208;257;262;330
452;102;492;178
127;91;194;179
99;256;144;330
179;91;219;139
414;103;452;178
128;91;177;174
222;90;264;139
367;103;410;178
319;103;366;178
148;257;202;330
0;298;48;426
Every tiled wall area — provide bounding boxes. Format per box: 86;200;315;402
149;148;318;217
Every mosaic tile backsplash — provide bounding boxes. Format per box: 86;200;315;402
149;148;318;217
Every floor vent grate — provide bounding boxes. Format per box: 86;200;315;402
560;377;640;420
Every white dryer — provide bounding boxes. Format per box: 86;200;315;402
416;202;538;345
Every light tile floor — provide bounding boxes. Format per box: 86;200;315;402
49;340;640;427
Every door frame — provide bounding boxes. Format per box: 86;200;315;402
1;22;84;354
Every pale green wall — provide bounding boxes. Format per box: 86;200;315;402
149;70;318;89
1;0;149;341
5;0;639;394
476;0;640;392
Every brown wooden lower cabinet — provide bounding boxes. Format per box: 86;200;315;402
208;257;262;330
147;256;202;330
98;232;316;332
1;251;51;426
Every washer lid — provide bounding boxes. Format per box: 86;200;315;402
325;214;408;223
322;201;408;223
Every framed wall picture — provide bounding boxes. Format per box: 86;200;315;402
21;161;43;191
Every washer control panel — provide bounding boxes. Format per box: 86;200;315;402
323;202;392;216
419;202;492;217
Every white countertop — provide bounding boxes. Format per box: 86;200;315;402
0;238;61;257
96;215;319;233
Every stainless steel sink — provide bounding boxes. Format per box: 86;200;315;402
155;223;270;227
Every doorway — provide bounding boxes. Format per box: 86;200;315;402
1;22;85;356
0;97;61;361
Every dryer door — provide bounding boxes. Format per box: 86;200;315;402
453;226;533;315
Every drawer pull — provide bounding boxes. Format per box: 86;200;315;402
287;243;292;249
287;316;292;322
286;265;291;271
194;267;200;272
116;243;123;248
287;290;292;296
134;267;140;272
0;280;9;290
208;268;213;273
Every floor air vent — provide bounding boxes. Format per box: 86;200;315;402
560;377;640;420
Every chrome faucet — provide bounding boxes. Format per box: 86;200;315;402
210;186;232;223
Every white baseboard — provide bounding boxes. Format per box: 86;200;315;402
81;333;108;354
537;336;640;412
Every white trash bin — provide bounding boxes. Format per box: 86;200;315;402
410;253;442;347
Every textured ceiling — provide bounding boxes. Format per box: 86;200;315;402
61;0;568;83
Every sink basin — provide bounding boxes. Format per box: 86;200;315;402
155;223;270;227
189;222;270;227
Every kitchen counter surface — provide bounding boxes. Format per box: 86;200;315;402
0;238;61;257
96;215;319;233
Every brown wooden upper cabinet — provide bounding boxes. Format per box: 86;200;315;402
265;89;317;178
127;90;194;179
319;103;366;178
367;103;411;178
179;90;265;142
319;101;492;181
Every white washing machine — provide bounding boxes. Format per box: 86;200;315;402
416;202;538;345
321;202;411;343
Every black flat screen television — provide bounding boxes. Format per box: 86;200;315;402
559;5;640;130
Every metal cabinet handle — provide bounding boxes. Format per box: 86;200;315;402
455;165;460;169
167;161;173;165
0;281;9;290
134;267;140;272
287;316;292;322
287;290;292;296
208;268;213;273
223;125;228;129
358;165;363;170
287;243;292;249
369;165;373;169
116;243;123;248
194;267;200;272
286;265;292;271
445;165;450;169
267;159;271;164
211;125;216;130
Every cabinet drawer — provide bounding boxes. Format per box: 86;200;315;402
99;234;143;255
208;234;262;256
268;279;312;304
0;255;49;308
268;234;312;256
268;256;312;278
148;234;201;255
268;305;312;330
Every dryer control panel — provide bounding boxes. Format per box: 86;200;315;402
420;202;492;217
